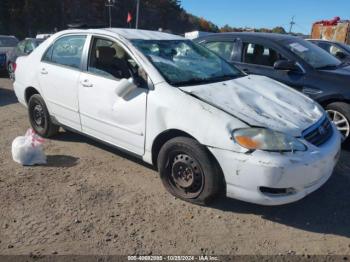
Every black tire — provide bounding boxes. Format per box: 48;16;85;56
157;137;223;205
7;62;15;80
28;94;59;138
326;102;350;146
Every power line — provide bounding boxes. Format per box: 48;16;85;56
105;0;116;28
289;16;295;33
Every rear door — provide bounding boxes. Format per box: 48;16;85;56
38;34;87;131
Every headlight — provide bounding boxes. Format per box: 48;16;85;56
233;128;307;152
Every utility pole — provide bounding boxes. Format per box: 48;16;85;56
289;16;295;34
106;0;115;28
135;0;140;29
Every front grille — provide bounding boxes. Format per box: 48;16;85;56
303;116;333;146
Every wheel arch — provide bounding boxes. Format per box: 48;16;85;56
319;97;350;107
151;129;227;194
151;129;195;167
24;86;40;105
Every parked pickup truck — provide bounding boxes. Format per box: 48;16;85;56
14;29;341;206
196;32;350;145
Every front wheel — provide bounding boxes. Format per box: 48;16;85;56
326;102;350;146
157;137;223;205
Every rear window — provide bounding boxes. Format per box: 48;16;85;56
0;37;18;47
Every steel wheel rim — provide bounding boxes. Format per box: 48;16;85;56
166;152;204;199
33;104;45;128
327;109;350;140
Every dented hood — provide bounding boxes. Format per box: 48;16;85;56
179;75;324;137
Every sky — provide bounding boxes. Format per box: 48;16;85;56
181;0;350;34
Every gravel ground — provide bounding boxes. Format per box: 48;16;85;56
0;77;350;256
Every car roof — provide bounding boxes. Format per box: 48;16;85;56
0;35;17;39
24;38;44;41
59;28;185;41
306;39;347;45
307;39;331;42
197;32;301;42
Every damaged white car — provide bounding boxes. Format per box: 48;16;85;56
14;29;341;206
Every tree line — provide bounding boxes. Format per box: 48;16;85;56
0;0;219;39
0;0;289;39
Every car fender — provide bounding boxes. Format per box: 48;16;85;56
143;82;249;164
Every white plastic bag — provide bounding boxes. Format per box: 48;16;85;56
12;129;47;166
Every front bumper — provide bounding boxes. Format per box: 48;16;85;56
209;125;341;206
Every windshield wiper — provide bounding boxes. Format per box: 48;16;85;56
208;74;242;82
173;74;241;87
173;78;210;87
315;64;340;70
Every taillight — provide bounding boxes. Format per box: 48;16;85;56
12;62;17;72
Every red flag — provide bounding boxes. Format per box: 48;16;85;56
127;12;133;24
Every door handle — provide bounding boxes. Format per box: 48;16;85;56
81;79;93;88
41;68;48;75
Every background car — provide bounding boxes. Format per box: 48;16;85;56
0;35;19;75
307;39;350;63
196;32;350;145
7;38;44;79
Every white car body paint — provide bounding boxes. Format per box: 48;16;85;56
13;28;342;205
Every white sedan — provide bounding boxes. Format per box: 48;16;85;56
13;28;341;205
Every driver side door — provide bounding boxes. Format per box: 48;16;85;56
78;36;148;155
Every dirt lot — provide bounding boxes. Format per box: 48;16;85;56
0;77;350;256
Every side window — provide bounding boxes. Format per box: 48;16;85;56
243;43;285;67
317;42;331;53
329;44;342;56
42;45;53;62
88;37;134;80
204;41;235;60
45;35;86;69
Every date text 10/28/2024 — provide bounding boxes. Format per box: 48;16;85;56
127;255;219;261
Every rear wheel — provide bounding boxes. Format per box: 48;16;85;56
157;137;223;205
326;102;350;145
28;94;59;138
7;62;15;80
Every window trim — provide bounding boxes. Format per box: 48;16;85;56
41;34;88;71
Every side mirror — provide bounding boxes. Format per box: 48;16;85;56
274;60;301;72
114;78;137;98
335;51;347;60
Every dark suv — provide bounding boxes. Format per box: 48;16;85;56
195;33;350;145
